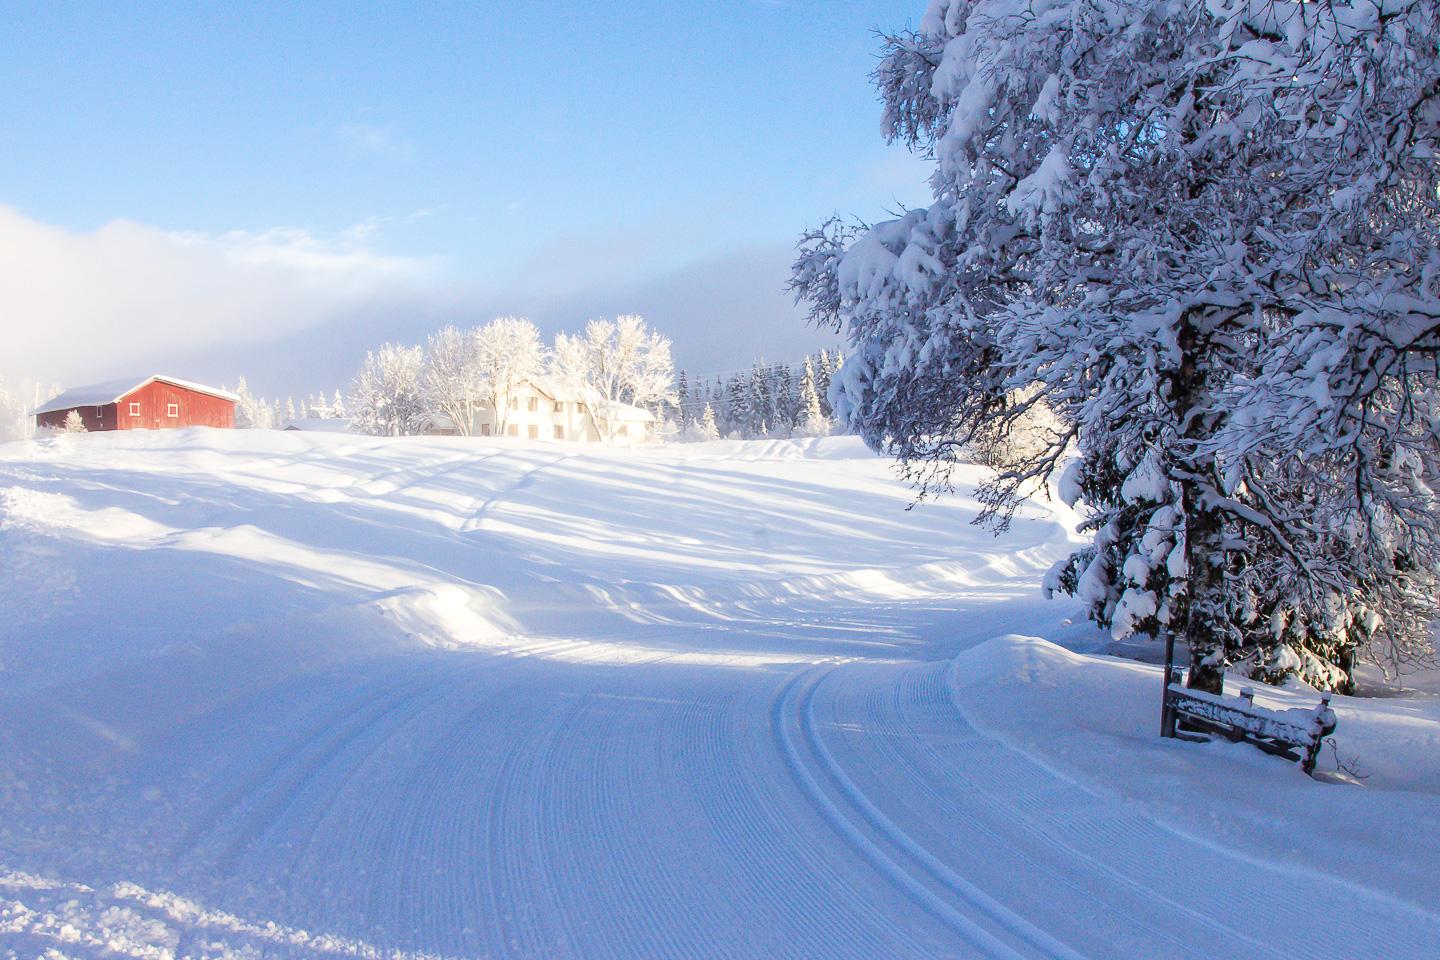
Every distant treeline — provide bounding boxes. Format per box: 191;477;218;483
674;349;842;441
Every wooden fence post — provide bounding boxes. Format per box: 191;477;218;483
1160;632;1178;738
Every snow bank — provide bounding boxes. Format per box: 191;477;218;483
950;635;1440;914
0;867;447;959
0;430;1077;683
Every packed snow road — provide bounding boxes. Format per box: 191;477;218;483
0;432;1436;958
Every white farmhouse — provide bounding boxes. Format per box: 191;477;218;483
437;379;655;444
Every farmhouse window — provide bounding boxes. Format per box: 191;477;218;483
509;398;518;410
554;425;564;439
166;403;179;418
618;425;629;437
480;423;492;437
506;424;518;437
527;398;538;412
129;402;141;416
527;424;539;439
554;400;564;413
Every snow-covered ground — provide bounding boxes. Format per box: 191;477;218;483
0;430;1435;959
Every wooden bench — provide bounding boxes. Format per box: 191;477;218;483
1161;666;1337;775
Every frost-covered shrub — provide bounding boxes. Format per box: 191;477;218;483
351;343;429;437
967;391;1062;476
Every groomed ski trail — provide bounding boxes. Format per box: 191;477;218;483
2;432;1435;959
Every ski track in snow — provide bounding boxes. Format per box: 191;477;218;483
0;431;1435;959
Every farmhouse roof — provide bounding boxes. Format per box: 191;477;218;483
34;376;241;416
605;401;656;423
524;379;657;423
282;417;354;433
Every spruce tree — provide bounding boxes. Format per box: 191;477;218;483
676;369;690;430
773;364;797;435
748;364;771;438
698;403;720;441
725;375;748;438
798;357;827;437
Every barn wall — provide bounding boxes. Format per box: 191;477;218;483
35;405;113;432
116;381;235;430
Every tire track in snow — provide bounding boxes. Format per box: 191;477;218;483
460;452;576;535
679;672;947;959
773;665;1081;960
817;661;1440;960
483;674;599;958
828;666;1268;960
874;666;1291;960
167;679;400;864
212;675;446;877
924;673;1440;959
169;661;449;875
361;663;553;956
255;671;480;886
347;450;494;497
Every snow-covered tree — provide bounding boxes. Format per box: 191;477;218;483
772;364;797;435
475;317;544;436
747;365;772;437
424;325;486;436
793;0;1440;692
550;315;675;443
61;409;87;433
723;375;748;439
232;377;267;430
331;389;347;420
796;357;830;437
696;402;720;441
814;349;837;418
351;343;429;437
676;370;690;430
0;379;24;441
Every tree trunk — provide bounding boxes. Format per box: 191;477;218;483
1336;645;1357;696
1183;492;1229;694
1171;307;1230;695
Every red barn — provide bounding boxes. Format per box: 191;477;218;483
33;375;238;432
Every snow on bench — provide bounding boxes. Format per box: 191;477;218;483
1162;667;1337;775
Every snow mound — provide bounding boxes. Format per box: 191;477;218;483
949;634;1440;914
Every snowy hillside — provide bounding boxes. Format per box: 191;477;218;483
0;430;1436;958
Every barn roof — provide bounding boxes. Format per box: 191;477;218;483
33;375;240;415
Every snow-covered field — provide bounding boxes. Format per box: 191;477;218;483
0;430;1436;959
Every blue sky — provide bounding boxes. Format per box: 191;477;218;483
0;1;931;394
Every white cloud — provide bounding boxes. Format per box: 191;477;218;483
0;204;434;387
0;204;833;398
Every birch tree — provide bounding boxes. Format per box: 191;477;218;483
351;343;429;437
474;317;544;436
424;325;485;436
550;315;675;442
